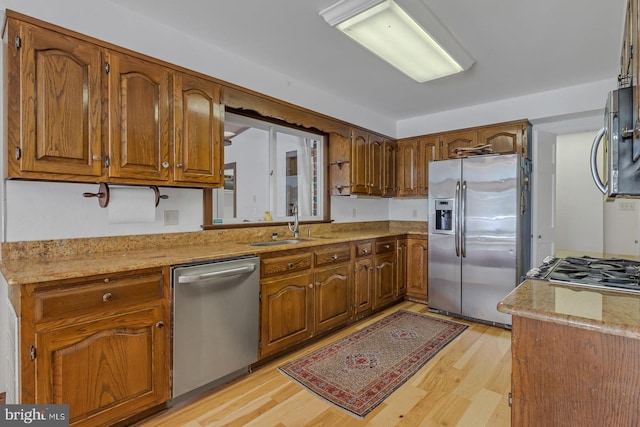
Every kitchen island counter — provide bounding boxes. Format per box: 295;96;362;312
498;279;640;426
498;279;640;339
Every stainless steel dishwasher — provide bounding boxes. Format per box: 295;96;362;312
171;255;259;401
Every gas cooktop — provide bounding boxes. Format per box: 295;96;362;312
526;255;640;293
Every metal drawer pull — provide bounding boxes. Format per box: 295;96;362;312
362;248;369;254
288;263;294;268
156;321;164;329
332;254;338;260
384;244;390;249
102;292;112;302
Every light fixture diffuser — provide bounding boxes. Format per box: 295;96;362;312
320;0;474;83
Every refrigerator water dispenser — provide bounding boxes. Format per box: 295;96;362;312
434;199;454;233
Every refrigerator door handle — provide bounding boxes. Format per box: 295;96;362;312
461;180;467;258
455;181;461;257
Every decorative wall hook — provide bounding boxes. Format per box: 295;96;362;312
83;183;110;208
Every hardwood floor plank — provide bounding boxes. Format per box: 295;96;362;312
136;301;511;427
455;388;503;427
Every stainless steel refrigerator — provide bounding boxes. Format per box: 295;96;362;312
428;154;531;326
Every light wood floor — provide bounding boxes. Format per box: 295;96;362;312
137;301;512;427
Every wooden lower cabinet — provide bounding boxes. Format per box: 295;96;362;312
259;271;314;358
510;315;640;426
396;238;408;298
259;238;410;359
352;240;374;319
314;263;351;333
372;238;397;309
21;268;170;427
259;244;352;359
405;237;428;303
36;307;167;426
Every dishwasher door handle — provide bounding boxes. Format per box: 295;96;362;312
178;264;256;284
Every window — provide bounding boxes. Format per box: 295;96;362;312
209;112;325;224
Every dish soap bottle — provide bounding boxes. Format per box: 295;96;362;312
264;211;272;221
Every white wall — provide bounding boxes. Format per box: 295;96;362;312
555;132;604;253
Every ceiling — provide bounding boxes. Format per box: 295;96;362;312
108;0;627;121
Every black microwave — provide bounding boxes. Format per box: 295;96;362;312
590;86;640;199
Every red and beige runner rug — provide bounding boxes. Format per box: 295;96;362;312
278;309;467;418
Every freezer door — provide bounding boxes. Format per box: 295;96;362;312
460;154;518;324
428;158;462;314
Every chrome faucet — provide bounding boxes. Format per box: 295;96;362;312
288;203;299;238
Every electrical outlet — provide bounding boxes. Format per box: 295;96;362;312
352;208;357;218
620;201;636;211
163;210;179;225
412;209;418;218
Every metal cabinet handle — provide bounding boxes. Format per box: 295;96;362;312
590;127;607;194
332;254;338;260
308;283;314;288
162;161;170;169
102;292;112;302
384;244;390;249
176;163;183;168
288;263;294;268
362;248;369;254
155;321;164;329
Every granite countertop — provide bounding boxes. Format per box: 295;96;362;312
0;227;425;286
498;279;640;339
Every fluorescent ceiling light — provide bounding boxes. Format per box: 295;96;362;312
319;0;474;83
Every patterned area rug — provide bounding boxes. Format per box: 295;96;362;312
278;309;467;418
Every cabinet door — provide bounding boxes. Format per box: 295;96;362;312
107;51;171;181
406;238;428;302
260;272;313;357
368;135;384;196
417;136;440;195
314;263;351;333
174;73;223;185
396;239;407;298
353;257;373;317
397;139;418;197
440;130;477;159
328;131;352;195
373;252;396;309
35;306;169;427
351;129;369;194
8;20;103;178
478;123;524;156
382;139;397;197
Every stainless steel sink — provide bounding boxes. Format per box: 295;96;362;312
249;239;309;247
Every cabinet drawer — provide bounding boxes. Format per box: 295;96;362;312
261;253;312;276
354;241;373;258
375;239;396;254
33;271;164;323
314;244;351;267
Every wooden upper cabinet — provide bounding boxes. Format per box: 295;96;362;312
397;135;439;197
440;129;477;159
368;135;384;196
383;139;397;197
478;122;526;157
174;73;223;185
351;128;369;194
7;20;103;178
106;51;171;182
417;136;440;195
397;138;418;196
